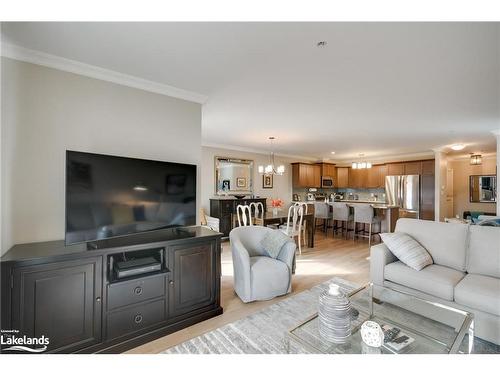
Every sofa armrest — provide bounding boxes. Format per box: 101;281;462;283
370;243;397;286
277;241;296;272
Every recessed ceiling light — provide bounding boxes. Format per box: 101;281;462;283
331;151;336;154
316;41;327;47
451;144;465;151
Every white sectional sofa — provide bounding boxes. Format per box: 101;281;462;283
370;218;500;345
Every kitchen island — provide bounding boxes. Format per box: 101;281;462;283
338;201;399;233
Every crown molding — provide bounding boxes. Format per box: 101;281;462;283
202;142;317;161
330;151;435;166
1;43;208;104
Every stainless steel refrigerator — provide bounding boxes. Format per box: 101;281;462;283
385;175;420;219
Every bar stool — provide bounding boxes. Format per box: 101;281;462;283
314;202;332;237
352;204;381;247
330;202;353;239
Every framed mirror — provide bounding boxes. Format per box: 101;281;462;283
469;175;497;203
215;157;254;196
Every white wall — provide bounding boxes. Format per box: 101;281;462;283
201;146;308;213
1;57;201;254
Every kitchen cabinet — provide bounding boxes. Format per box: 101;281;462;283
318;163;336;178
422;160;435;175
336;167;349;188
349;168;368;188
378;164;388;188
292;163;321;188
404;161;422;175
387;163;404;176
367;165;381;188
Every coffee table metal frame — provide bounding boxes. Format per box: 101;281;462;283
286;283;474;354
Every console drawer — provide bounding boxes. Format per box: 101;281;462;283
107;299;166;341
107;274;166;310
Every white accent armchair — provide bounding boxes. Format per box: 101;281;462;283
230;226;296;303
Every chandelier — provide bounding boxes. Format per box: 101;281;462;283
351;154;372;169
258;137;285;175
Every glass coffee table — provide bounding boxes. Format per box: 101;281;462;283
287;283;474;354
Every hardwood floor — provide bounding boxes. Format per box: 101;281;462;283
126;232;372;354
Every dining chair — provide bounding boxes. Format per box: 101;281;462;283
279;204;305;254
314;202;332;237
293;202;308;247
352;204;381;247
330;202;353;239
236;204;253;226
249;201;265;226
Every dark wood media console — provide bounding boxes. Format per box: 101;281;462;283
0;226;222;353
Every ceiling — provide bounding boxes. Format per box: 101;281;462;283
2;22;499;161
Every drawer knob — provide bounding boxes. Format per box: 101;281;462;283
96;297;101;302
134;314;143;324
169;280;174;286
134;286;143;295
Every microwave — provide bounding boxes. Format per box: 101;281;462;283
321;176;334;188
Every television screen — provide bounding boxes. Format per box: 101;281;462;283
65;151;196;245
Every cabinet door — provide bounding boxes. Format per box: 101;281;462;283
404;161;422;175
350;168;367;188
421;160;435;175
367;166;381;188
336;168;349;188
11;257;102;353
378;165;388;188
312;165;322;187
387;163;404;176
169;242;217;318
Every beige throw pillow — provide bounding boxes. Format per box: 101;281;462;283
380;232;433;271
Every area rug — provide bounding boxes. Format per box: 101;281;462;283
163;277;499;354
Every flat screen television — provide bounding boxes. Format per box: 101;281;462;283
65;150;196;245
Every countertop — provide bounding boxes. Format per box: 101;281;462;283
292;200;399;209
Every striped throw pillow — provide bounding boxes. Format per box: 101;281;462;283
380;232;433;271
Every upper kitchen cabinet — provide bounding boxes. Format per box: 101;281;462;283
421;160;435;175
366;165;382;188
336;167;349;188
387;163;405;176
349;168;368;188
404;161;422;175
318;163;336;178
292;163;321;188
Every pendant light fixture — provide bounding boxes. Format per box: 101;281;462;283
258;137;285;175
470;154;482;165
351;154;372;169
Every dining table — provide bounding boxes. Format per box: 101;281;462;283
262;211;316;248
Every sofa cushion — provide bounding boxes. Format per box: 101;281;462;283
250;256;290;300
467;225;500;279
380;232;433;271
384;261;465;301
395;218;468;272
454;274;500;316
